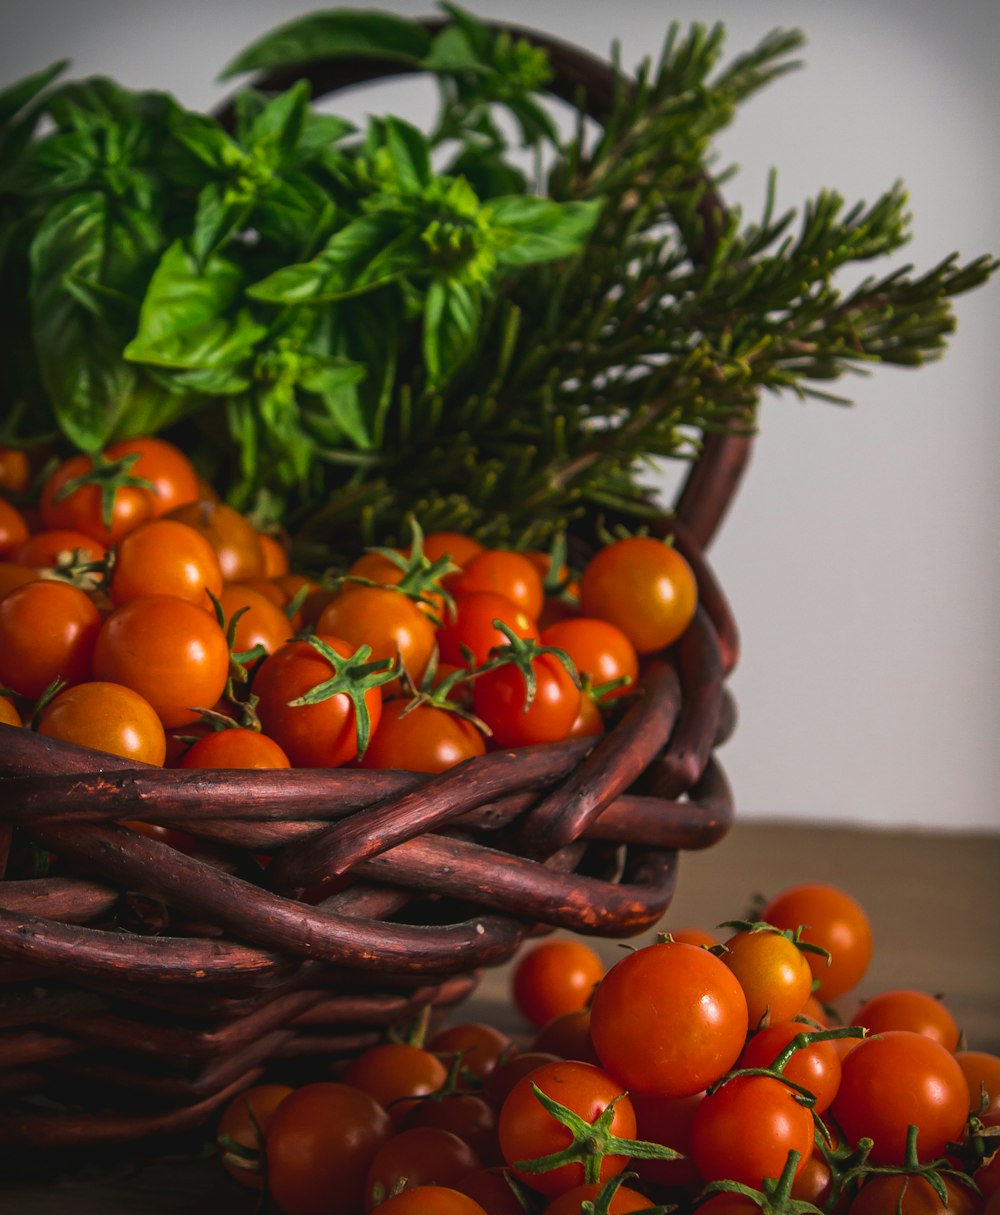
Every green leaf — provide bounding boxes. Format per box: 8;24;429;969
0;60;68;127
490;197;602;265
29;190;164;449
247;79;311;170
219;10;432;78
380;117;432;194
423;277;481;386
123;238;266;373
191;180;255;264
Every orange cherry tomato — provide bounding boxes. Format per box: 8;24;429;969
0;579;103;698
109;519;223;608
36;681;167;765
318;585;437;690
360;699;485;773
0;446;31;495
850;988;960;1051
341;1043;449;1128
760;883;873;1002
40;452;154;545
512;939;605;1029
0;498;29;558
15;529;108;569
178;728;290;769
257;531;290;577
216;1082;293;1190
218;583;294;657
166;500;266;582
104;437;200;517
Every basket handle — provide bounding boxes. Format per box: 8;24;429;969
213;19;753;549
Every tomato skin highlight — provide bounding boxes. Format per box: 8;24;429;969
589;940;749;1099
264;1082;392;1215
831;1030;970;1165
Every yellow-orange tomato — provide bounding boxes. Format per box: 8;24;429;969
0;446;31;495
105;437;200;518
318;586;436;690
0;498;29;559
720;927;814;1028
0;579;103;699
179;728;291;770
37;681;167;765
92;595;230;728
216;1083;294;1190
167;500;266;583
257;531;290;577
109;519;223;608
218;584;294;656
0;695;22;727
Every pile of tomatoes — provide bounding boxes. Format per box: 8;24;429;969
0;436;698;773
212;881;1000;1215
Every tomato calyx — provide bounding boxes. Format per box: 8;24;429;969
513;1084;680;1185
833;1125;980;1213
698;1148;824;1214
51;450;156;530
716;920;833;966
478;621;580;709
572;1171;671;1214
343;518;460;623
287;635;397;758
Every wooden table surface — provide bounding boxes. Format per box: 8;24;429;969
3;820;998;1214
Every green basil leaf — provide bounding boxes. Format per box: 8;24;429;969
490;197;601;265
124;238;266;371
251;171;337;256
172;110;241;173
447;146;528;199
423;277;481;387
435;3;493;63
0;60;68;127
191;180;253;264
379;117;432;194
421;25;489;75
301;358;371;450
220;11;432;78
247;80;311;170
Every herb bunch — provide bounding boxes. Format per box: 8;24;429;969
0;6;995;560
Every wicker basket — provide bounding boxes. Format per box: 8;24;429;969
0;23;750;1151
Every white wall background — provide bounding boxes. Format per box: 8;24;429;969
3;0;998;832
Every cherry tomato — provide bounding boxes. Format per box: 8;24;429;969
831;1030;969;1164
760;883;873;1002
453;1168;526;1215
498;1060;636;1197
218;583;293;657
0;446;31;495
41;452;154;545
14;528;107;569
531;1009;600;1067
0;695;22;727
215;1082;293;1190
253;635;385;767
789;1150;835;1208
690;1074;814;1190
589;940;749;1099
850;989;960;1051
452;550;545;620
257;531;289;577
341;1043;449;1127
956;1049;1000;1117
265;1082;392;1215
0;498;29;558
402;1094;499;1166
436;591;539;668
719;927;814;1029
426;1022;515;1087
178;727;290;769
0;579;103;698
364;1126;481;1211
318;585;437;689
737;1020;843;1115
566;694;605;739
92;594;230;728
109;519;223;608
167;500;265;582
975;1112;1000;1200
512;940;605;1029
36;681;167;765
542;1180;655;1214
105;437;200;517
373;1188;488;1215
484;1052;562;1113
847;1173;981;1215
421;531;484;570
539;618;639;701
580;537;697;654
695;1196;765;1214
473;652;581;747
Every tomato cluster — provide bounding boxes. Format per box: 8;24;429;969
208;881;999;1215
0;438;699;777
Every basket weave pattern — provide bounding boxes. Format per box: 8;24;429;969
0;26;750;1149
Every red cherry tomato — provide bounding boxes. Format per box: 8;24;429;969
318;585;437;689
452;550;545;620
0;498;29;559
831;1030;969;1164
542;1180;656;1214
539;617;639;701
497;1060;636;1197
40;452;154;545
436;591;539;668
178;728;290;769
760;882;873;1002
264;1082;392;1215
472;652;581;747
847;1173;981;1215
512;940;605;1029
373;1188;488;1215
104;437;200;517
589;940;749;1099
955;1049;1000;1117
364;1127;482;1212
850;988;960;1051
425;1022;515;1087
14;528;107;569
341;1043;449;1127
167;500;266;582
218;583;294;656
736;1020;843;1115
